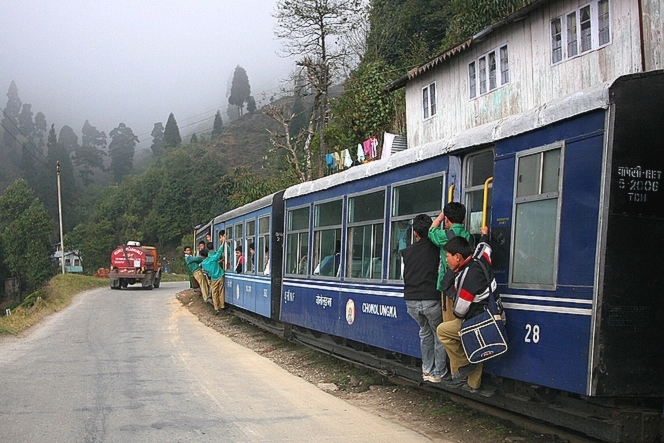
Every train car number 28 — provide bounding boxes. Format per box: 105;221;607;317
524;324;540;343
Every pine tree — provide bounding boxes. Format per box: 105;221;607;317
150;122;165;157
163;113;181;148
228;66;251;117
108;123;138;183
1;81;22;154
74;120;107;185
46;124;78;230
211;110;223;138
246;96;257;115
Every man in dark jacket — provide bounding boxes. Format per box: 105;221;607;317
401;214;448;383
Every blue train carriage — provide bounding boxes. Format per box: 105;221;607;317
214;191;285;320
281;150;453;364
280;71;664;400
488;71;664;401
194;219;212;252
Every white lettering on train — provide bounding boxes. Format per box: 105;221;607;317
361;303;397;318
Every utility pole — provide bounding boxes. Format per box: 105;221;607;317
57;161;65;274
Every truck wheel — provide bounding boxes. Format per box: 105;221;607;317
121;280;128;288
153;277;161;288
110;279;120;289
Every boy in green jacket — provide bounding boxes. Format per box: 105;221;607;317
428;202;471;321
202;231;227;314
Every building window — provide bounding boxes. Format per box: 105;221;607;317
500;46;510;84
598;0;610;45
347;190;385;280
469;45;509;99
551;0;611;64
313;199;342;277
422;83;436;119
286;206;310;275
388;175;444;280
510;143;563;289
551;19;563;63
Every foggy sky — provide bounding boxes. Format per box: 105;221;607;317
0;0;294;148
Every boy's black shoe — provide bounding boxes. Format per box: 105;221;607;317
452;363;478;381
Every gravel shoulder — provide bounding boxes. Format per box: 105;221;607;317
176;289;565;443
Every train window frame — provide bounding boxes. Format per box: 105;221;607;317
346;188;386;281
233;223;244;273
225;225;233;270
285;205;311;276
257;215;270;275
463;149;495;236
509;141;565;290
245;219;256;274
312;198;343;279
387;173;446;281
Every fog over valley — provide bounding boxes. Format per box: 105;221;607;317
0;0;294;145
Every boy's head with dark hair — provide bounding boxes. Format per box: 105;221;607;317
184;246;191;254
444;236;473;270
207;242;214;251
443;202;466;225
198;240;206;250
200;249;209;258
412;214;433;239
219;230;226;237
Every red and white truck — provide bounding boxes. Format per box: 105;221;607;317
109;241;162;290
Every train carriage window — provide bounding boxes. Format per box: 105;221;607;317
246;219;256;274
510;143;563;288
225;226;233;271
286;207;310;275
234;224;243;272
257;216;270;274
313;199;342;278
464;150;494;235
389;175;444;280
347;190;385;280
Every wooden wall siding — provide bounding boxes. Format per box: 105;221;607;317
406;0;661;149
643;0;663;71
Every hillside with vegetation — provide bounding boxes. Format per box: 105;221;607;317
0;0;532;301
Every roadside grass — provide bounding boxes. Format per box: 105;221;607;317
160;273;189;282
0;274;108;335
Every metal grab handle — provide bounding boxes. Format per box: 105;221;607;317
448;184;455;203
482;177;494;228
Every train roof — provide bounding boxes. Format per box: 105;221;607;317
213;191;283;224
284;80;611;200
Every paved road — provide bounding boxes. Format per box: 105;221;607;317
0;282;440;443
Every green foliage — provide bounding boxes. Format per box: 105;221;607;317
211;111;224;139
190;133;198;144
228;66;251;116
74;120;107;186
441;0;531;48
2;81;21;152
221;166;290;208
150;122;165;157
163;113;182;149
0;180;54;290
64;218;115;274
108;123;138;183
327;61;397;148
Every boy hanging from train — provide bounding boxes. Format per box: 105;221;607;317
436;227;497;392
428;202;472;321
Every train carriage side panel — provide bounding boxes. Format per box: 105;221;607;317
486;110;606;395
595;71;664;396
270;191;285;320
281;157;448;358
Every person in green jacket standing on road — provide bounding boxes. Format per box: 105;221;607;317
202;230;227;314
428;202;472;321
185;247;209;302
